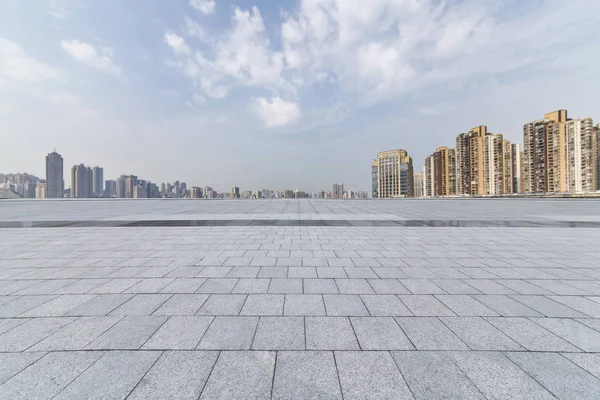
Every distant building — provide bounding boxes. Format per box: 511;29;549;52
71;164;93;198
332;183;344;199
116;175;127;198
46;150;64;198
375;149;414;198
36;182;47;199
566;118;596;193
105;180;117;197
511;144;523;193
92;166;103;197
133;185;146;198
189;187;202;198
231;185;240;199
596;124;600;191
126;176;138;198
204;186;216;198
357;191;368;199
413;172;423;198
371;160;378;199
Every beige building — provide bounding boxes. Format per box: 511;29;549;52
456;126;488;195
596;125;600;191
189;187;202;198
511;143;523;193
423;154;436;197
482;134;505;195
503;140;513;194
36;182;47;199
435;147;456;196
545;110;568;192
375;149;414;198
566;118;596;193
71;164;93;198
413;172;424;198
523;118;549;193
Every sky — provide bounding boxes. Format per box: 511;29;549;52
1;0;599;192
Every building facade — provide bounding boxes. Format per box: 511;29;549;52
36;182;47;199
371;160;379;199
71;164;93;198
231;186;240;199
511;144;523;193
566;118;596;193
332;183;344;199
376;149;414;198
413;172;424;198
545;110;568;192
105;180;116;197
423;154;436;197
46;151;64;198
523;119;548;193
456;126;487;195
92;166;103;197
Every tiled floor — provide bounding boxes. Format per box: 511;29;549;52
0;199;600;399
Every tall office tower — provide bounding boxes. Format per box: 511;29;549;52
189;187;202;198
423;154;436;197
511;144;523;193
523;119;548;193
104;180;116;197
371;160;379;198
133;185;146;198
36;182;47;199
46;150;64;198
116;175;127;198
125;176;138;198
413;171;424;198
596;124;600;191
545;110;568;192
71;164;93;198
173;181;180;196
566;118;596;193
456;126;487;195
502;140;514;194
180;182;187;194
203;186;215;199
92;166;103;197
481;134;505;195
376;149;414;198
332;183;344;199
231;185;240;198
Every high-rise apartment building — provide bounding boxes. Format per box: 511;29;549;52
502;140;513;194
375;149;414;198
189;187;202;198
36;182;47;199
116;175;127;198
332;183;344;199
596;124;600;191
456;126;487;195
231;186;240;199
92;166;103;197
423;154;435;197
523;119;548;193
482;133;505;195
71;164;93;198
105;180;116;197
433;146;456;196
46;150;64;198
204;186;216;199
545;110;568;192
413;172;424;198
566;118;596;193
371;160;379;199
126;176;138;198
511;144;523;193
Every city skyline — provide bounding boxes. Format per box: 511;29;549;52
2;1;599;191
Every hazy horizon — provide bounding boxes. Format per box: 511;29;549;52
2;0;599;193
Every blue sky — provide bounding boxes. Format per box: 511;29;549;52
1;0;599;192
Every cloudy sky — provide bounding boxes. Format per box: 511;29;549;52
1;0;599;192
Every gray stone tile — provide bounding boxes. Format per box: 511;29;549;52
110;294;171;315
368;279;409;294
372;267;408;278
20;294;96;317
0;317;75;352
124;277;174;293
345;266;378;277
316;266;348;278
432;279;482;294
0;317;27;335
399;279;446;294
306;317;359;350
351;317;414;350
324;294;369;316
52;278;109;294
197;294;246;315
143;316;213;349
449;351;554;400
227;266;260;278
252;316;305;350
440;316;522;350
532;318;600;352
284;294;326;316
257;266;288;278
303;279;338;294
197;316;258;350
268;278;303;294
0;352;104;400
201;351;275;400
232;278;271;293
273;351;342;400
30;316;122;351
54;351;161;400
197;278;238;293
435;295;499;316
0;295;57;317
463;279;518;294
392;351;485;400
395;317;468;350
240;294;284;315
486;317;580;352
0;352;47;385
548;295;600;318
507;352;600;400
360;294;412;316
85;315;167;349
65;293;133;316
335;351;411;400
152;294;209;315
196;266;232;277
288;267;317;278
336;278;374;294
128;351;219;400
562;353;600;379
398;294;455;316
87;278;140;293
160;278;206;293
511;295;588;318
473;294;543;317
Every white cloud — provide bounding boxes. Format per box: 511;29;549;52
0;38;57;82
165;32;191;56
190;0;215;15
254;97;300;128
185;18;206;42
60;40;121;76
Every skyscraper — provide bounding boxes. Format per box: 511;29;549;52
523;119;548;193
92;166;104;197
371;160;379;199
482;133;505;196
503;140;514;194
596;124;600;191
511;144;523;193
434;146;456;196
231;185;240;199
413;172;424;198
45;150;64;198
376;149;414;198
105;180;117;197
189;187;202;198
332;183;344;199
545;110;568;192
423;154;436;197
126;176;138;198
456;126;487;195
71;164;93;198
566;118;596;193
116;175;127;198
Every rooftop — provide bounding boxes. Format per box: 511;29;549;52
1;199;599;399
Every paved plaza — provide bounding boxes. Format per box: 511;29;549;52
0;199;600;399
